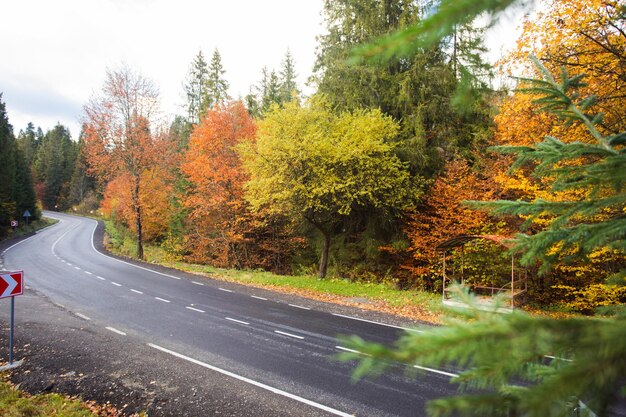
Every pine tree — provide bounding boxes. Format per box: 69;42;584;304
17;122;40;167
279;50;299;104
183;50;209;124
0;94;17;236
204;49;230;112
260;67;281;114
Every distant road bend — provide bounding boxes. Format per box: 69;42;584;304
2;211;460;417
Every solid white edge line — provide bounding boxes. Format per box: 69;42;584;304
274;330;304;340
105;326;126;336
545;354;572;362
218;288;233;293
225;317;249;325
331;313;423;333
192;281;204;286
251;295;267;301
88;220;181;280
335;346;361;354
130;289;143;294
155;297;171;303
75;313;91;321
288;304;310;310
186;306;205;313
2;218;64;255
147;343;354;417
413;365;458;378
111;282;122;287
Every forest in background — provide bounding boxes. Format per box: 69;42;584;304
1;0;624;313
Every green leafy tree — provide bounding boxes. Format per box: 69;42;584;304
240;100;419;278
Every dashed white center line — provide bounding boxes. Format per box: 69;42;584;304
96;276;106;281
74;266;81;270
84;271;92;275
192;281;204;286
106;326;126;336
218;288;233;293
288;304;310;310
331;313;422;332
66;262;72;266
186;306;205;313
251;295;267;301
225;317;249;325
155;297;171;303
130;289;143;294
76;313;91;321
111;282;122;287
274;330;304;340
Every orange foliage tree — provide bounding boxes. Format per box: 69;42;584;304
100;167;173;242
489;0;626;304
83;67;172;259
402;159;508;290
182;101;298;270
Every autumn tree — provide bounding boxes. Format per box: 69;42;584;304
402;159;507;290
240;100;418;278
182;101;256;266
83;67;168;259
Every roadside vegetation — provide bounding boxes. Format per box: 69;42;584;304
0;217;57;243
0;377;135;417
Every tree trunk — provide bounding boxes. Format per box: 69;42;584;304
318;231;331;279
131;174;144;260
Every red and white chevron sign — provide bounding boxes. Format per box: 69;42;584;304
0;271;23;299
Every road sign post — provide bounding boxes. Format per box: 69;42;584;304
22;210;31;226
0;271;24;370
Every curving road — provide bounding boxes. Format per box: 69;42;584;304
1;211;458;416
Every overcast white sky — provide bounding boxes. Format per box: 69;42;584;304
1;0;525;139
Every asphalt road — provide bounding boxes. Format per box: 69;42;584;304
1;212;459;416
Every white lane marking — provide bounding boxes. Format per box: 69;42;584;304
288;304;310;310
225;317;249;325
89;221;181;280
155;297;171;303
48;219;80;256
414;365;458;378
251;295;267;301
67;263;73;266
192;281;204;286
74;266;81;270
106;326;126;336
147;343;354;417
545;354;572;362
274;330;304;340
218;288;233;293
186;306;205;313
331;313;423;333
76;313;91;321
335;346;458;378
84;271;92;275
96;276;106;281
335;346;361;354
110;281;122;287
130;289;143;294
